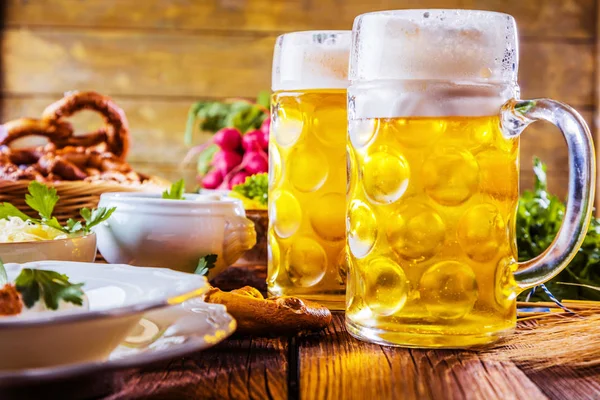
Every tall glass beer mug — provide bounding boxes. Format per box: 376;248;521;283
345;10;596;347
268;31;351;309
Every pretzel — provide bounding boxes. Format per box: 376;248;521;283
55;129;109;150
0;92;144;184
42;91;130;160
37;153;88;181
3;146;45;166
0;118;73;147
203;286;332;336
0;163;40;181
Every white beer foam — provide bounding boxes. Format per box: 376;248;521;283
349;82;519;118
349;10;518;83
272;31;351;91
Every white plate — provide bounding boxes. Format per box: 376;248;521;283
0;297;236;386
0;261;209;371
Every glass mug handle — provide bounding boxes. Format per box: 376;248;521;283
500;99;596;290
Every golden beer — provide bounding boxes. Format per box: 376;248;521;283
268;90;347;308
268;31;350;309
346;116;519;347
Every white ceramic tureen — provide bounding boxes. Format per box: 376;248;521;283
94;192;257;278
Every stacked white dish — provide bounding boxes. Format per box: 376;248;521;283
0;261;236;384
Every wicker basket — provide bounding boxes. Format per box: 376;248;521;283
0;179;169;223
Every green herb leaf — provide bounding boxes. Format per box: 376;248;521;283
81;207;116;233
162;179;186;200
194;101;232;133
184;97;269;143
0;259;7;286
514;100;536;115
44;217;67;233
15;269;85;310
232;173;268;207
25;181;59;221
15;270;40;308
226;102;267;133
517;157;600;302
256;90;271;110
194;254;218;276
80;207;91;222
197;144;219;175
0;202;33;222
532;157;547;194
65;218;83;233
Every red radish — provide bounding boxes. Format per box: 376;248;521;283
213;127;242;151
259;129;269;150
260;117;270;135
242;130;264;152
242;151;268;174
201;170;224;189
230;171;251;187
212;150;242;174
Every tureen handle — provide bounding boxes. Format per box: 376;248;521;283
222;215;257;267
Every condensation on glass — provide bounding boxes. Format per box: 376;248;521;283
345;10;595;348
268;31;351;309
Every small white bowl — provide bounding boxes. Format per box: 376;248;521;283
0;233;97;264
0;261;208;371
95;192;257;278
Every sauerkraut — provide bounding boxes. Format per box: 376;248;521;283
0;217;69;242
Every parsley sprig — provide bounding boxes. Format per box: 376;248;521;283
0;203;30;222
0;259;85;310
15;269;85;310
194;254;218;276
0;181;115;235
162;179;186;200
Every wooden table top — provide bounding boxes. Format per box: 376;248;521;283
3;264;600;400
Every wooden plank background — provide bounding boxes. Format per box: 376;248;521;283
1;0;597;199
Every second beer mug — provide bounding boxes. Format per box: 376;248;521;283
268;31;350;309
345;10;595;347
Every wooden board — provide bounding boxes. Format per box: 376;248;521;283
4;0;595;39
1;29;594;105
1;29;274;99
521;365;600;400
107;337;288;400
1;338;288;400
297;314;548;400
